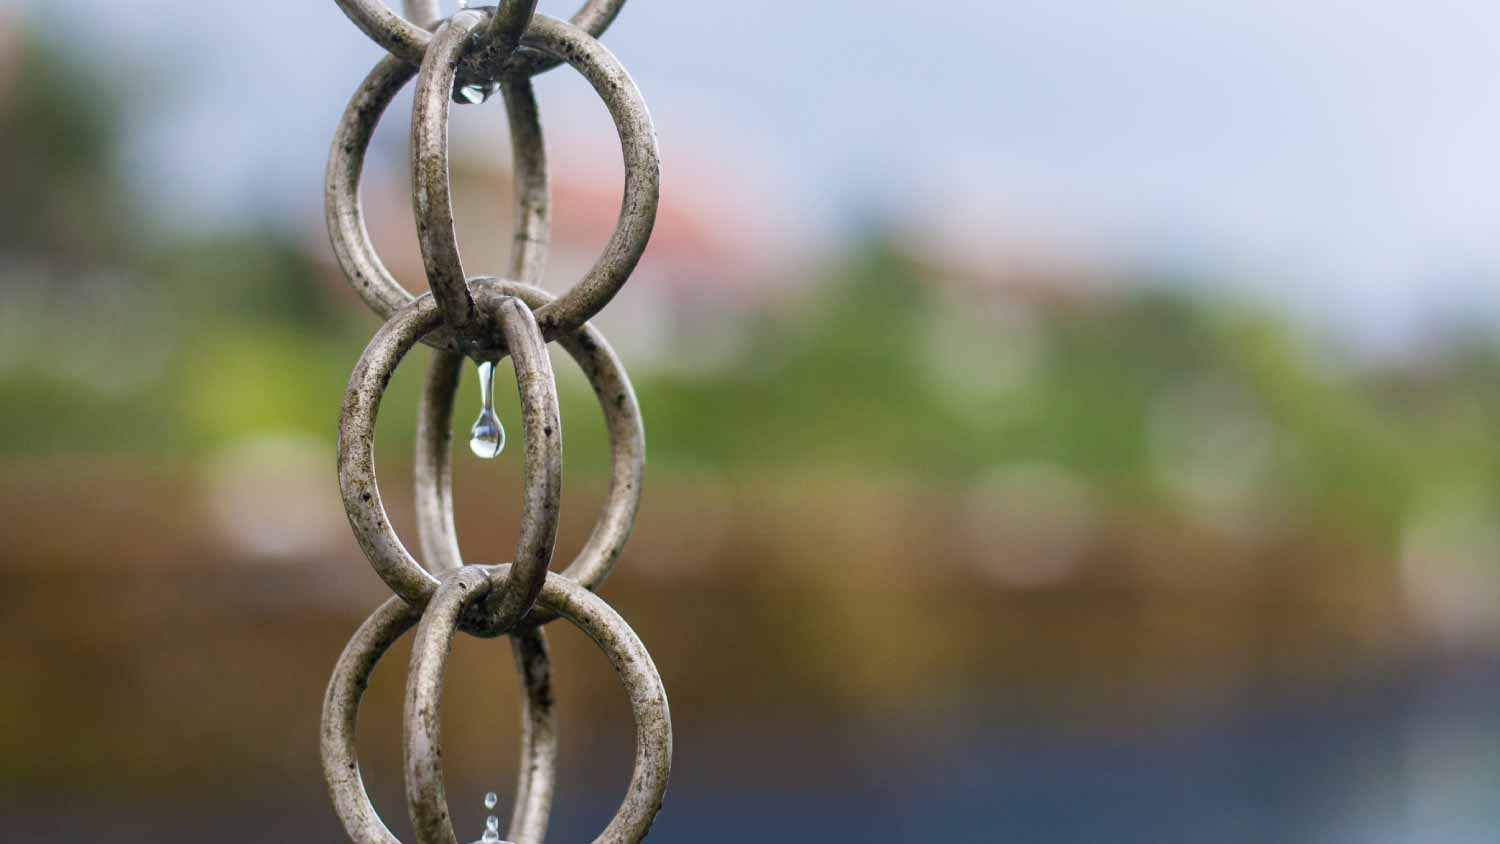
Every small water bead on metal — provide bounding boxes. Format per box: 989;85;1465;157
454;79;500;105
455;83;495;104
469;360;505;458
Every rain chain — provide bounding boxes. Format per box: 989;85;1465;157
318;2;669;843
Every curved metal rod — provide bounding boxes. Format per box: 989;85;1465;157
414;69;551;575
327;56;552;353
405;566;671;844
337;13;658;342
488;0;540;55
326;54;434;340
414;347;465;574
505;625;556;844
465;0;541;84
416;280;645;626
412;12;488;340
321;596;558;844
475;296;562;631
338;292;561;633
501;75;550;285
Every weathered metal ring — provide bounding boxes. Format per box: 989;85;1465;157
406;565;671;844
327;11;659;348
321;596;558;844
413;12;659;344
335;0;626;78
339;291;562;634
416;280;645;625
326;51;550;352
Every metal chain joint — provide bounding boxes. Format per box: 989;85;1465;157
319;2;667;842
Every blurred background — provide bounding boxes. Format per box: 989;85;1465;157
4;1;1500;841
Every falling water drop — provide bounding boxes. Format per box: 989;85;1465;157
474;792;509;844
469;360;505;459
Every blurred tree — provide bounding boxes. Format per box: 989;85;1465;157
0;27;131;268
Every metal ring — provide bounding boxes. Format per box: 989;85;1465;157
334;0;625;77
332;13;658;344
414;12;658;343
321;596;558;844
339;291;561;634
327;52;550;351
406;566;671;844
416;280;645;624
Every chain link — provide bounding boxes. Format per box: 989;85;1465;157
318;2;670;841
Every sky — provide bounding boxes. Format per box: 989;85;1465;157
24;0;1500;349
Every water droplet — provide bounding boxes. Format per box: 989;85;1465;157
454;81;499;105
469;360;505;459
484;791;498;810
481;814;501;843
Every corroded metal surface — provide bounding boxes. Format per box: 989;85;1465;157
411;11;490;338
320;1;669;840
321;596;559;844
406;567;671;844
410;12;659;344
336;290;561;633
326;11;659;349
416;281;645;622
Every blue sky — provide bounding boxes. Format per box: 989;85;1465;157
27;0;1500;348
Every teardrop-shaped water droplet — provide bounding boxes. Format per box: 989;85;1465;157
484;791;498;811
469;361;505;458
481;814;501;843
454;81;499;105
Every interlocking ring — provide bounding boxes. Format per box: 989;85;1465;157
327;53;551;352
328;11;659;347
414;11;658;344
415;279;646;624
322;596;558;844
339;290;562;634
335;0;625;77
406;566;671;844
